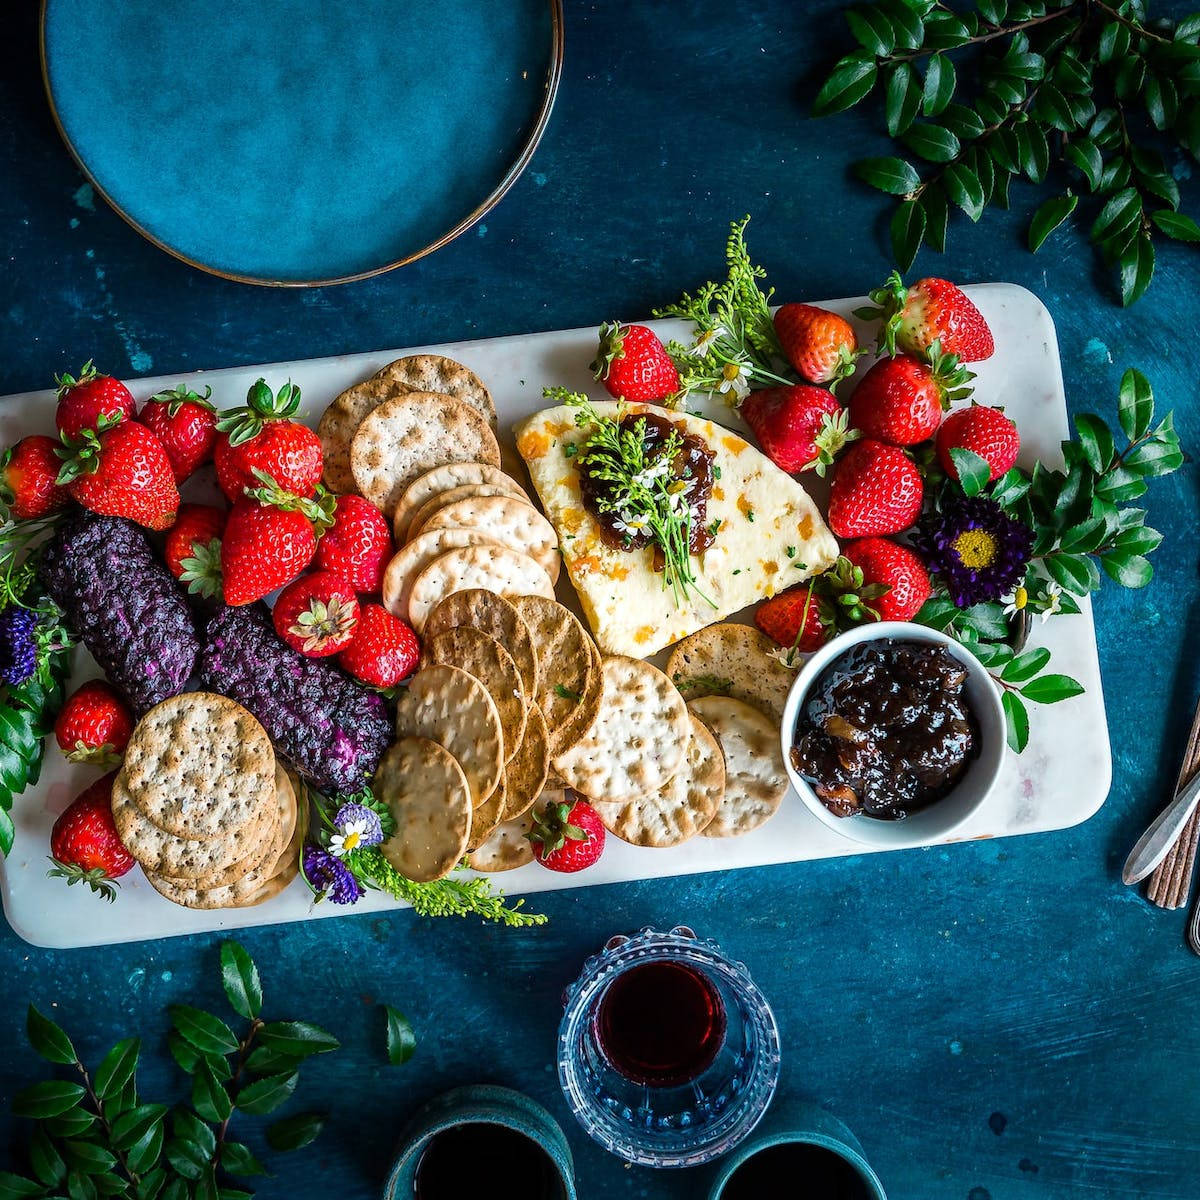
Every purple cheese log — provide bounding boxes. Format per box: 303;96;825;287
200;604;391;795
39;509;200;713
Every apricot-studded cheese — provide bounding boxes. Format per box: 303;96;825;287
514;401;839;658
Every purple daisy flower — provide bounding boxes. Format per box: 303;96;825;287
0;607;38;686
911;495;1033;609
303;844;363;906
331;802;384;857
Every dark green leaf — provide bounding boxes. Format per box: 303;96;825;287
1059;515;1110;555
1021;674;1086;704
914;596;959;632
243;1046;301;1077
1073;413;1115;473
1001;647;1051;684
168;1032;202;1076
924;10;971;50
1151;210;1200;241
111;1104;168;1152
971;641;1014;669
1132;149;1180;208
959;602;1008;640
29;1128;65;1189
164;1140;209;1183
889;200;926;271
266;1112;326;1152
813;54;878;116
944;162;984;220
1028;194;1078;251
0;807;13;857
125;1117;166;1177
1102;552;1154;588
1099;21;1130;64
1120;235;1155;306
990;468;1031;507
1112;525;1163;555
1099;154;1132;195
219;1191;254;1200
172;1109;216;1159
13;1080;87;1120
42;1110;96;1140
1091;188;1141;243
1066;139;1103;186
257;1021;339;1058
168;1007;238;1057
949;448;991;497
93;1175;127;1198
193;1170;218;1200
27;1005;77;1066
1016;122;1049;182
219;1144;268;1179
191;1061;231;1125
920;183;949;253
136;1168;167;1200
1044;552;1100;595
160;1178;189;1200
901;122;960;163
846;7;895;56
886;2;924;50
384;1005;416;1066
922;54;956;116
1094;465;1147;503
0;1175;44;1200
1033;84;1076;131
59;1142;115;1177
67;1171;97;1200
235;1072;298;1116
990;127;1021;174
1124;435;1184;477
94;1038;139;1101
941;102;984;140
1117;369;1154;441
853;156;920;196
219;942;263;1021
1002;691;1030;753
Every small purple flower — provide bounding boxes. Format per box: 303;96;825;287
0;607;38;686
331;802;383;857
911;495;1033;609
302;845;363;905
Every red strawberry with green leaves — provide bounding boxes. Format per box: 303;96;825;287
857;273;994;362
54;362;137;441
739;384;857;475
936;404;1020;484
214;378;323;501
0;436;71;521
47;773;134;900
755;584;831;655
56;421;179;531
164;503;227;599
273;570;361;658
140;384;218;482
827;439;924;539
841;537;931;622
220;475;334;606
849;346;973;447
590;322;680;404
54;680;134;765
314;495;392;593
528;793;605;873
773;303;861;386
337;602;419;687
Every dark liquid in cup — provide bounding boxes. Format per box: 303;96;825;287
414;1123;564;1199
595;960;726;1087
721;1142;873;1199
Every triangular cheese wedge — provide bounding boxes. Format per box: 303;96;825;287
515;401;839;658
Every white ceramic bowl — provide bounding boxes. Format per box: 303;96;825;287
780;622;1006;849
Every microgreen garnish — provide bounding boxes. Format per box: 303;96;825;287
672;672;734;695
554;684;583;703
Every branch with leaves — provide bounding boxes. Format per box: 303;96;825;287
814;0;1200;303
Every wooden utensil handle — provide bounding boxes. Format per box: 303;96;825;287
1147;694;1200;909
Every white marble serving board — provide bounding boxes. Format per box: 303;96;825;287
0;283;1111;948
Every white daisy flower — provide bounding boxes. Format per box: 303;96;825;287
766;644;803;670
716;359;751;403
686;325;726;358
1038;581;1063;623
1001;585;1028;618
330;818;370;858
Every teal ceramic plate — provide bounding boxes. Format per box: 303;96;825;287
41;0;562;285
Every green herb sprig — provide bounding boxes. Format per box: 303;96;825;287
814;0;1200;304
5;941;341;1200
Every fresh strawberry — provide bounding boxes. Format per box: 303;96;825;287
54;362;137;440
528;793;605;873
773;303;860;386
314;495;392;593
56;421;179;531
740;385;857;475
164;503;226;598
827;439;924;539
841;537;931;622
848;346;974;447
54;680;134;765
273;571;360;657
858;272;994;362
755;584;831;654
590;322;680;404
140;385;217;482
214;379;322;501
47;772;135;900
337;603;419;687
0;436;71;521
936;404;1020;483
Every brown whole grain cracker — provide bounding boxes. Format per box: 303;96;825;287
422;494;560;583
381;529;507;623
407;545;554;633
666;623;796;723
467;776;506;852
394;463;530;540
466;812;536;873
423;589;538;699
501;705;550;821
371;355;495;428
318;375;411;494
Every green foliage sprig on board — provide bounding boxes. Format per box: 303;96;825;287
2;942;362;1200
813;0;1200;303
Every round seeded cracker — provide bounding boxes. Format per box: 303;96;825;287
667;623;796;723
318;375;412;494
405;481;532;542
501;705;550;821
423;589;538;699
393;463;530;540
382;530;507;624
371;355;495;428
422;495;560;583
467;812;536;874
407;545;554;633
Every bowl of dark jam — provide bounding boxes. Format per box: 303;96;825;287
781;623;1006;847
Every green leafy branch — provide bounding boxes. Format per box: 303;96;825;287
814;0;1200;303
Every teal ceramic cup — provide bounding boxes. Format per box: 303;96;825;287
707;1100;886;1199
383;1084;577;1200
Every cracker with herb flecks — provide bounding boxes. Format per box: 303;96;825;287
667;623;796;722
501;706;550;822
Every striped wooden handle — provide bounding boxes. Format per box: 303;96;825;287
1146;694;1200;909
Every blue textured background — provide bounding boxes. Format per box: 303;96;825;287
2;3;1199;1198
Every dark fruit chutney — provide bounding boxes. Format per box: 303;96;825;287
791;639;978;821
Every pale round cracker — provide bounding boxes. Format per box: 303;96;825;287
667;623;796;723
508;595;602;757
426;628;526;764
501;705;550;822
350;392;501;517
371;355;495;428
553;656;689;803
407;545;554;633
466;812;535;874
689;696;788;838
393;665;504;807
591;715;725;847
381;529;507;623
376;736;472;883
405;481;532;542
318;375;412;494
394;463;530;540
422;495;560;584
423;589;538;699
467;776;506;852
122;694;276;841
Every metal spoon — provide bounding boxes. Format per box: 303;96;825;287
1123;770;1200;886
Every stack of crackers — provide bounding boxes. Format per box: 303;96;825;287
111;693;303;910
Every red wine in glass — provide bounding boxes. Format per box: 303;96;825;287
720;1143;873;1199
414;1123;565;1199
594;960;727;1087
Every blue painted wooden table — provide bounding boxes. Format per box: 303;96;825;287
2;3;1199;1197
